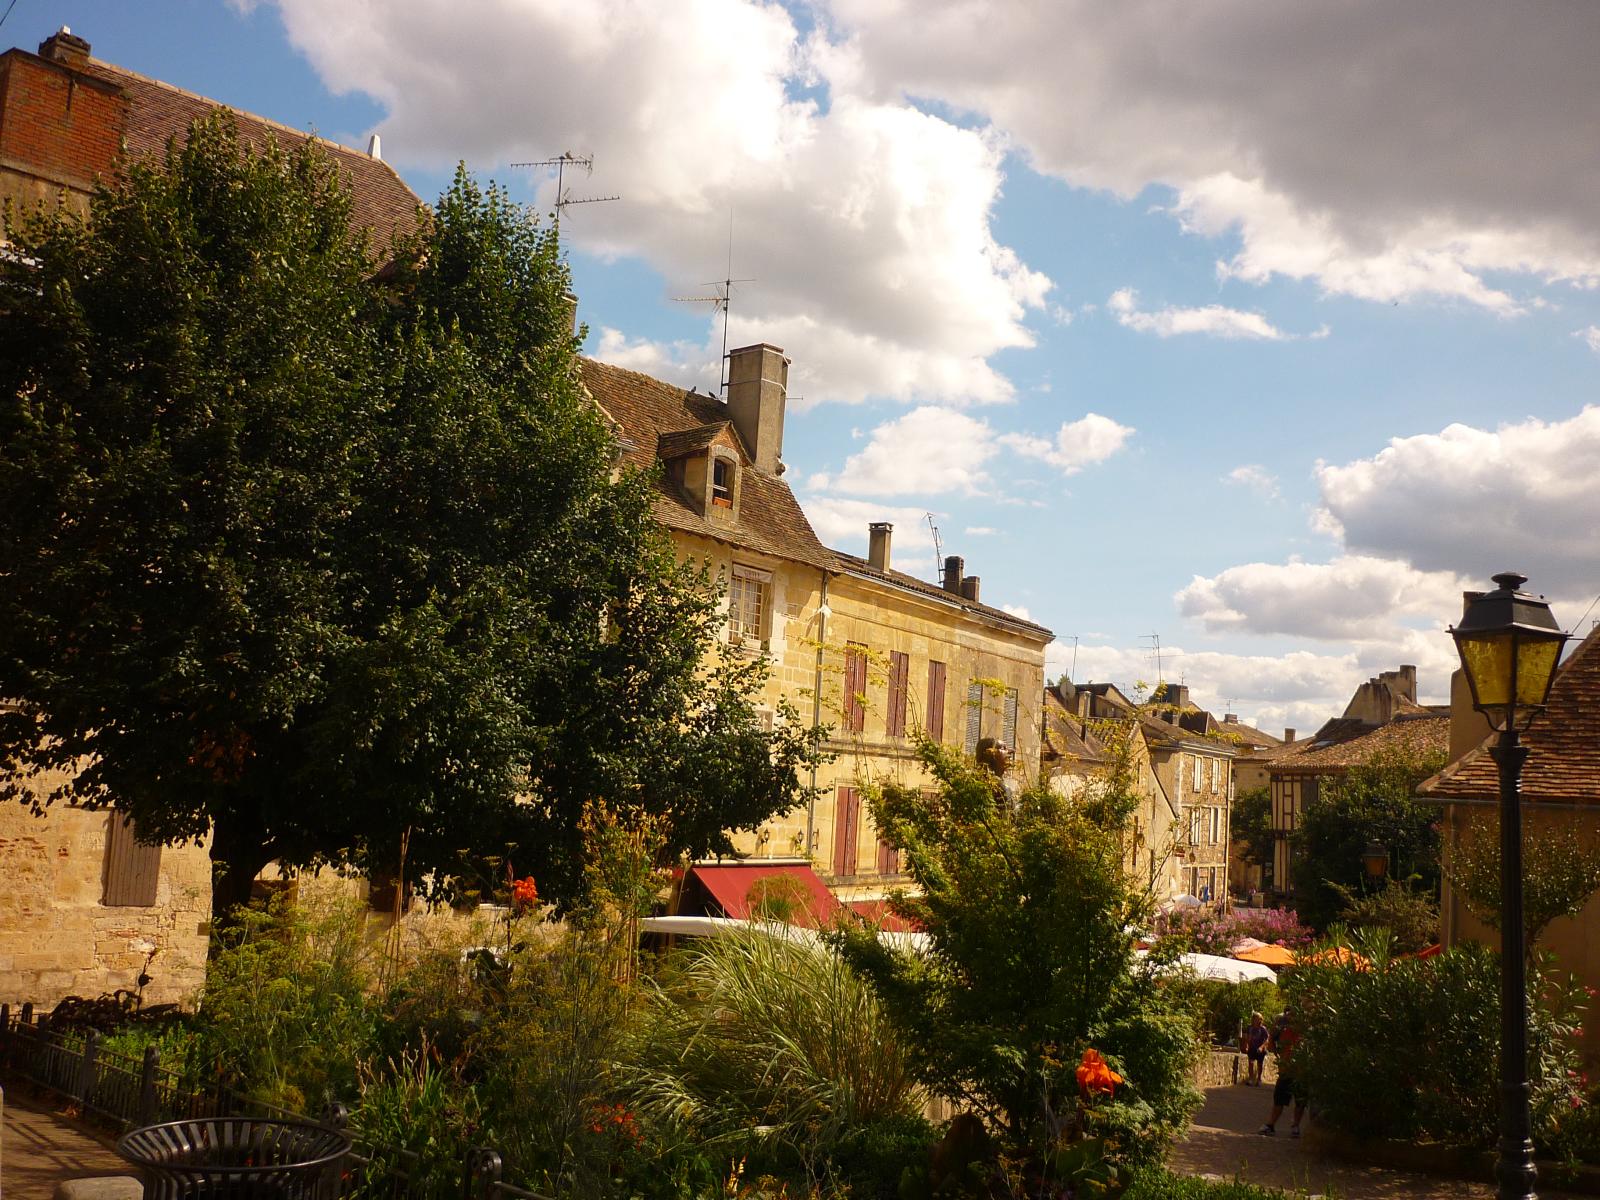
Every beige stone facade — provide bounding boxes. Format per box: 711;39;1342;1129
0;792;210;1011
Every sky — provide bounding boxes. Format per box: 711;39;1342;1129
17;0;1600;735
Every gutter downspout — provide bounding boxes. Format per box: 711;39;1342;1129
806;569;829;859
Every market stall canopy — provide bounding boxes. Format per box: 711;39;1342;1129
678;862;839;926
1232;943;1297;967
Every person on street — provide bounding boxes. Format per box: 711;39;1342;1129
1243;1011;1270;1086
1258;1010;1306;1136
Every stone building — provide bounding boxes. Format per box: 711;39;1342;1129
580;350;1052;918
1263;666;1449;897
1419;623;1600;1056
0;28;423;1011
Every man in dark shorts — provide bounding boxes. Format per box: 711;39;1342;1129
1258;1011;1306;1136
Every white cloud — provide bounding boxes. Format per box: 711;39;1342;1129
799;496;939;557
1315;407;1600;597
592;328;719;393
832;406;998;496
1106;287;1294;340
1175;556;1466;640
822;1;1600;311
1225;464;1280;499
965;525;998;536
1001;603;1033;621
259;0;1051;409
1577;326;1600;355
999;413;1134;474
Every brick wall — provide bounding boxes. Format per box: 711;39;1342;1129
0;48;127;214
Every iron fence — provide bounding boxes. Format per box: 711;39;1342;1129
0;1003;552;1200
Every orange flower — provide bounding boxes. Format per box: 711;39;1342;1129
511;875;539;912
1076;1048;1123;1098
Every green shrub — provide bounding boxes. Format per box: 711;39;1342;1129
1123;1171;1307;1198
1198;979;1282;1047
1284;930;1585;1148
621;924;927;1186
351;1045;486;1200
199;895;381;1109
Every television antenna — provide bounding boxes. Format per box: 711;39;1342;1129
1140;633;1164;680
925;513;943;577
510;152;619;236
673;211;753;395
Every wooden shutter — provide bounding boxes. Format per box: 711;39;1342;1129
103;814;161;907
1002;687;1019;749
926;661;947;741
876;836;901;876
843;643;867;733
886;651;909;738
832;787;861;876
964;682;983;754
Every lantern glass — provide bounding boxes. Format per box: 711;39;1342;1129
1451;574;1568;730
1361;840;1390;879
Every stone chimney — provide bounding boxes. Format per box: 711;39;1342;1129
1284;727;1296;743
942;556;963;593
366;133;383;161
39;27;91;69
867;522;893;572
1224;713;1239;724
960;576;981;602
726;343;788;474
1165;683;1190;710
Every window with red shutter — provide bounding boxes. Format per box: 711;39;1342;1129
887;651;909;737
832;786;861;876
876;837;901;876
926;661;946;741
843;643;868;732
103;814;161;907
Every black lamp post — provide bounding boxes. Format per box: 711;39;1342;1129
1450;571;1568;1200
1361;839;1390;880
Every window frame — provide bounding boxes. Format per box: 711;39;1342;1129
728;563;772;649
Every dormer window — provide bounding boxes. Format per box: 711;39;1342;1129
712;457;734;508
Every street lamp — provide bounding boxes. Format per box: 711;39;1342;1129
1450;571;1568;1200
1361;839;1390;880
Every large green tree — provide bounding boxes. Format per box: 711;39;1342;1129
1291;748;1446;930
0;116;824;913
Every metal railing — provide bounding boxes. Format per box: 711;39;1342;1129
0;1003;552;1200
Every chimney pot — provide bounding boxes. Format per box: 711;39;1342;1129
1224;713;1238;723
725;343;788;473
39;27;92;68
867;522;893;573
562;292;579;337
1284;727;1296;743
366;133;383;161
942;555;964;593
959;575;980;602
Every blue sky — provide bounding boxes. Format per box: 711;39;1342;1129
20;0;1600;731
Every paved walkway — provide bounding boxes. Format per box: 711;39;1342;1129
1;1085;135;1200
1171;1078;1584;1198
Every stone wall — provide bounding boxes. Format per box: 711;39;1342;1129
0;798;211;1011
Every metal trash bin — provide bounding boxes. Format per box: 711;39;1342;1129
118;1117;351;1200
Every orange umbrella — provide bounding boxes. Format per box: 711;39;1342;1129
1300;945;1371;970
1232;943;1296;967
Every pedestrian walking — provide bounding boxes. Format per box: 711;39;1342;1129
1258;1010;1306;1137
1243;1011;1270;1086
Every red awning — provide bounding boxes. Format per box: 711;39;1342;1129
843;898;920;933
684;863;840;926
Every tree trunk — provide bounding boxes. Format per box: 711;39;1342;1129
208;810;273;931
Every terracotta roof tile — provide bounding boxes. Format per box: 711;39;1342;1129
1420;624;1600;804
80;58;423;250
579;359;834;570
657;422;738;461
1042;689;1110;769
1271;712;1451;774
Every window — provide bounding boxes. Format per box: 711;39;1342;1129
1192;755;1203;792
711;457;734;508
963;682;983;754
832;786;861;876
886;651;909;738
1210;807;1222;845
103;814;161;907
926;661;947;741
1002;687;1019;750
843;643;868;732
728;565;770;647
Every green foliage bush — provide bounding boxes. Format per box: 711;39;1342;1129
1283;930;1585;1148
351;1046;486;1200
838;738;1201;1175
621;924;929;1192
1123;1172;1306;1199
1168;978;1282;1047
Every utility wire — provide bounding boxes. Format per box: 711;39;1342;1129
0;0;22;32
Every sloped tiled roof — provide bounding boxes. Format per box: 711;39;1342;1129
831;551;1053;641
80;58;422;249
579;359;834;570
657;422;741;461
1217;721;1284;751
1270;712;1450;774
1139;712;1238;756
1420;624;1600;805
1042;688;1110;770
